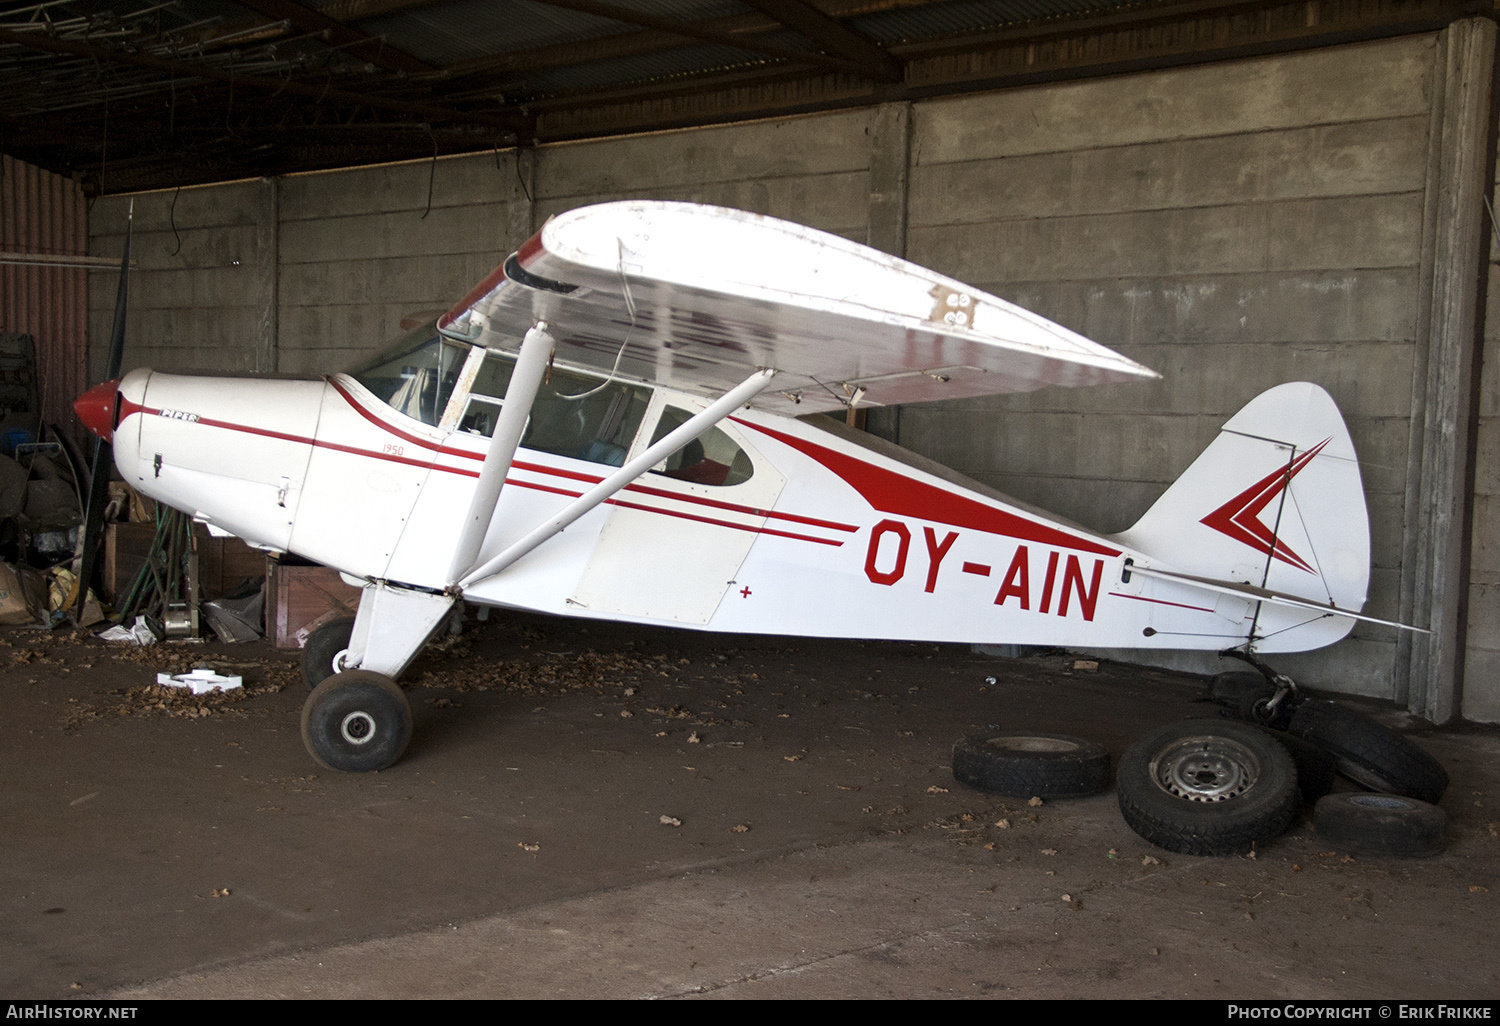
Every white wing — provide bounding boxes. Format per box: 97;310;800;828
440;201;1157;416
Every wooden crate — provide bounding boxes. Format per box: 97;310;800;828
268;562;363;649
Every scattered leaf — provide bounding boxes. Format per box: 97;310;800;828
1470;885;1489;893
518;842;540;852
995;819;1011;829
210;888;230;898
784;755;802;762
732;824;749;833
1072;660;1098;671
1142;855;1161;866
620;710;633;718
1041;848;1058;856
927;785;949;794
660;815;682;827
1028;796;1043;807
687;732;700;743
983;843;995;851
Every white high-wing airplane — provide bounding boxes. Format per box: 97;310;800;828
74;201;1394;774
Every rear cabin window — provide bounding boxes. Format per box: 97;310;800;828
649;406;754;487
457;352;650;468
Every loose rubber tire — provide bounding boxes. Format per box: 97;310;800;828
1277;733;1338;802
1288;700;1448;804
1313;792;1446;857
952;733;1110;798
301;670;412;773
1117;719;1301;856
301;616;356;689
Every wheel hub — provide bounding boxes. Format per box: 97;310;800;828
341;710;378;745
1152;736;1261;802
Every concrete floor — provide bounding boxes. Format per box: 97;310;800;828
1;612;1496;1000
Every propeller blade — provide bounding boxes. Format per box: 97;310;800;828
71;200;133;621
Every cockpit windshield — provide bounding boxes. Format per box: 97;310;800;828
351;322;466;426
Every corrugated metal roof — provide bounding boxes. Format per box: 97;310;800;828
852;0;1153;45
0;0;1448;194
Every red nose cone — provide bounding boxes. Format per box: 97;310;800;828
75;379;121;443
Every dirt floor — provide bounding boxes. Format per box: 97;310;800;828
1;611;1496;1000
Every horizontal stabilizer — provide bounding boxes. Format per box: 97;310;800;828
1126;563;1426;634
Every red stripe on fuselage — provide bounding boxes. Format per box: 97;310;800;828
325;377;857;534
734;418;1120;558
127;383;847;547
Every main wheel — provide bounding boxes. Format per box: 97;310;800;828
1287;700;1448;804
952;733;1110;798
301;670;412;773
301;616;356;689
1117;719;1301;856
1313;792;1446;857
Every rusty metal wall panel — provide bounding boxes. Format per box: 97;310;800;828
0;153;88;439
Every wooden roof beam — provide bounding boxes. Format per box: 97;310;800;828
737;0;903;81
525;0;892;79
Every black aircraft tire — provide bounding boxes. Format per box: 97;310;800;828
1288;701;1448;804
301;670;412;773
951;733;1110;798
1117;719;1300;856
301;617;357;689
1313;792;1446;857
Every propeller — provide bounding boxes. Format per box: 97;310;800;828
69;199;132;621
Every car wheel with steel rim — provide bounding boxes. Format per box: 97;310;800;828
1117;719;1300;856
301;669;412;772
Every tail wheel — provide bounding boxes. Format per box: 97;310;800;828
952;733;1110;798
1288;701;1448;804
1313;793;1446;857
301;670;412;773
1117;719;1300;856
301;616;357;689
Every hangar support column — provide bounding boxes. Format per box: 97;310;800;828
864;101;912;443
1399;15;1496;722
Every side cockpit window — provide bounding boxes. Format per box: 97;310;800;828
649;407;754;487
456;351;650;469
352;325;465;427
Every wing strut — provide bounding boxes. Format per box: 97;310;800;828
445;320;555;586
457;367;776;591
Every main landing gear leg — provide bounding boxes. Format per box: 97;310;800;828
299;582;457;773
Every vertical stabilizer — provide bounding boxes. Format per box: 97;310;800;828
1113;383;1370;651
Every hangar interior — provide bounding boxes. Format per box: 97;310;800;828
5;0;1497;721
4;0;1500;1002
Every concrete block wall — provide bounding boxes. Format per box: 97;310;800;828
87;29;1500;719
89;181;267;379
898;34;1442;698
